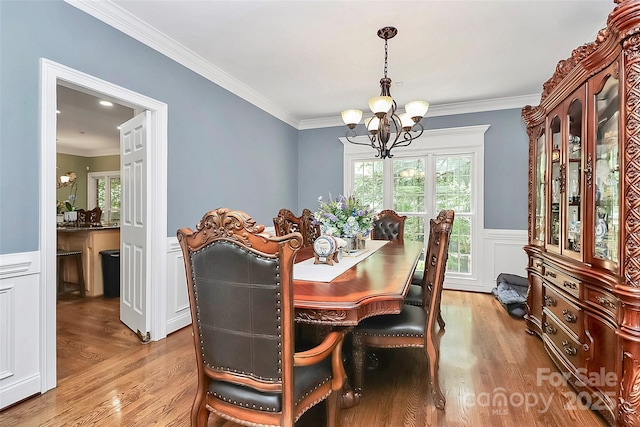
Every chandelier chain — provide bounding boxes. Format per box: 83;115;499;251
384;38;388;79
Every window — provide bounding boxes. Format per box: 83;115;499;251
87;171;121;223
342;125;488;290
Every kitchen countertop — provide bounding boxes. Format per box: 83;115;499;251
57;224;120;232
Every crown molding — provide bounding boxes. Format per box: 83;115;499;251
66;1;540;132
57;145;120;157
64;0;300;129
298;94;541;130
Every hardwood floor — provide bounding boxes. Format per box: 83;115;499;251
0;291;605;426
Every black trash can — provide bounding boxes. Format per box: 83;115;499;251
100;249;120;298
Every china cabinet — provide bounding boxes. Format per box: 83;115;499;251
522;1;640;425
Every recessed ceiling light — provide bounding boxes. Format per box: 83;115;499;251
56;110;61;114
99;100;113;107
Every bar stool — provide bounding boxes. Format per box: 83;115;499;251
57;249;86;298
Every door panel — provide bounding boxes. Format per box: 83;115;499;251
119;111;150;341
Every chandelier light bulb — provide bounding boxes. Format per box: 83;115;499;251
399;113;414;130
366;116;380;134
369;96;393;116
405;100;429;121
341;109;363;129
60;175;70;184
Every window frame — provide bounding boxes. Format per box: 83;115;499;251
341;125;488;290
87;170;120;223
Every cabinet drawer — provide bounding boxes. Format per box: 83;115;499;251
585;286;618;319
530;256;544;275
543;314;586;368
544;285;583;337
543;266;580;298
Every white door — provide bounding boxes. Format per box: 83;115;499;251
119;111;151;342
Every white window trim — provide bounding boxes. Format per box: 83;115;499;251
340;125;489;292
87;170;120;217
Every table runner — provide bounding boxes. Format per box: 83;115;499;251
293;240;389;282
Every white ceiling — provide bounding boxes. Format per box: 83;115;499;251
61;0;615;155
56;85;134;156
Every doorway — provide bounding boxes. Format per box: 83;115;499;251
40;59;168;394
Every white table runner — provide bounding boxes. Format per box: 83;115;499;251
293;240;389;282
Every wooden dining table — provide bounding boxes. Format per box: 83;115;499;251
292;240;424;407
293;240;423;325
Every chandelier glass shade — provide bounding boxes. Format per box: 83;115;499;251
341;26;429;159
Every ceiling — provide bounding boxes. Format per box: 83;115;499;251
61;0;615;155
56;85;134;156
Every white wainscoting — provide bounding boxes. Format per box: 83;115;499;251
0;252;41;410
166;239;191;334
482;229;528;292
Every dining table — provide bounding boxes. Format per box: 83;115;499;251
292;239;424;407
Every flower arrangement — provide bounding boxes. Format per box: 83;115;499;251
56;171;78;214
314;194;374;238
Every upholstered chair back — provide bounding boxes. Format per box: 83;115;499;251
178;208;346;427
371;209;407;243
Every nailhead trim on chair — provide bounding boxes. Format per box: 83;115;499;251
295;376;331;406
190;241;284;382
210;392;278;412
208;405;280;427
354;331;424;338
295;388;332;422
207;388;333;426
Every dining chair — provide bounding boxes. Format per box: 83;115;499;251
178;208;346;427
371;209;406;243
273;208;321;247
351;209;454;410
75;207;102;225
403;233;446;330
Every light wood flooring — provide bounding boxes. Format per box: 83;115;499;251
0;291;606;426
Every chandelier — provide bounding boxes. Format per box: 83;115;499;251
341;26;429;159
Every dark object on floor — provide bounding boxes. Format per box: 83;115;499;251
491;273;528;318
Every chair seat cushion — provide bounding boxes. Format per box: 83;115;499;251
208;358;332;412
404;284;423;306
355;305;425;337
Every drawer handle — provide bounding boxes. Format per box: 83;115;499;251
595;296;616;310
543;322;557;335
562;340;577;356
562;309;577;323
563;281;578;290
546;271;557;278
544;295;557;307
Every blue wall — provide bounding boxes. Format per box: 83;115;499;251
298;109;529;230
0;0;529;255
0;0;298;254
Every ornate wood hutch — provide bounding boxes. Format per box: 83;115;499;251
522;1;640;425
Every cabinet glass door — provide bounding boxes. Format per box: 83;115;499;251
565;99;583;257
534;130;546;244
593;75;619;265
549;115;561;249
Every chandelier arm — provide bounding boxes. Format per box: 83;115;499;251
344;132;383;158
393;123;425;149
345;132;376;147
